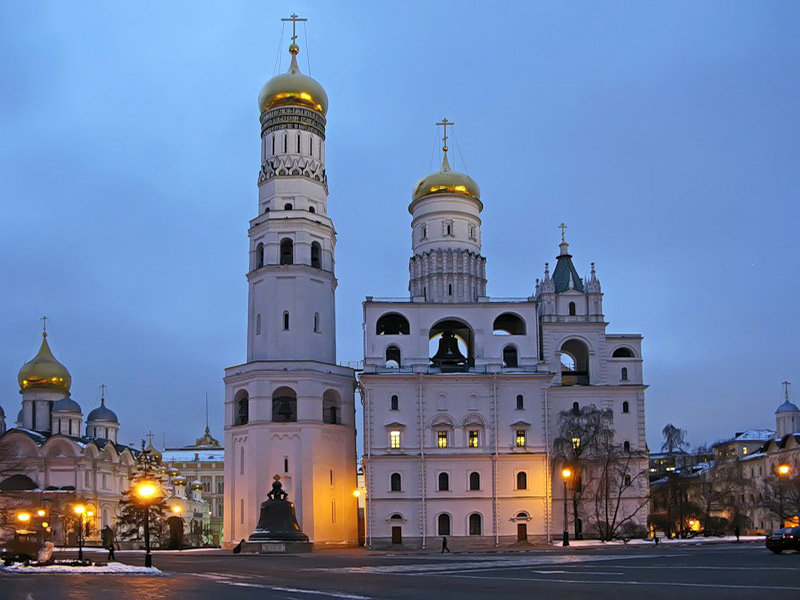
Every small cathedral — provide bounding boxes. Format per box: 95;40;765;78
223;16;648;548
0;327;137;544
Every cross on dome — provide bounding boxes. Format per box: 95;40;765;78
783;380;791;400
559;222;568;242
40;315;48;335
436;118;454;153
281;13;307;45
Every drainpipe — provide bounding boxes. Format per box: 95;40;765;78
493;374;499;547
419;375;426;549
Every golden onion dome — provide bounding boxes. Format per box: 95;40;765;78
18;333;71;393
258;43;328;115
412;153;480;203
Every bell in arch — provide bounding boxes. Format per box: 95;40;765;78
432;331;466;366
249;476;309;543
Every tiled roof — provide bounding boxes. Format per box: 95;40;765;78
552;253;584;293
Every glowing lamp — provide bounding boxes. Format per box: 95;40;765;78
171;505;182;514
42;521;49;528
74;505;85;515
17;512;31;522
561;468;572;480
36;509;46;517
137;483;157;498
87;510;94;517
778;464;791;476
353;490;361;498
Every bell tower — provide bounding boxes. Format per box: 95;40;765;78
223;16;358;548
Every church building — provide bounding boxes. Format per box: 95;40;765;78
222;24;358;546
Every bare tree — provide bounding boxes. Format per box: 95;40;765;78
661;424;688;455
760;472;800;526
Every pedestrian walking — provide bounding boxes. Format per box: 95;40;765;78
107;542;115;561
441;536;450;553
734;526;740;542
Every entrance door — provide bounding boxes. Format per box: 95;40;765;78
391;526;402;544
517;523;527;542
167;516;184;549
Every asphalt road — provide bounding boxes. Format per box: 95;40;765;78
2;543;799;599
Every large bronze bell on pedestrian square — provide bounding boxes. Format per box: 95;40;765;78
248;476;309;542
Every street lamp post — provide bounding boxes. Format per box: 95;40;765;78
73;504;85;562
137;482;157;568
561;468;572;547
778;464;791;527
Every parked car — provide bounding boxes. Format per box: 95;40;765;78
766;526;800;554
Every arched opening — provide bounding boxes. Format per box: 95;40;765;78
516;394;524;410
255;242;264;269
280;238;294;265
284;203;293;210
284;457;289;473
390;473;402;492
493;313;526;335
469;471;480;491
438;472;449;491
376;313;410;335
612;347;634;358
516;471;528;490
255;313;261;335
437;513;451;536
468;513;482;536
313;312;320;333
623;441;631;452
167;516;184;549
283;311;290;330
503;345;518;368
390;395;399;411
429;319;473;372
385;345;401;368
322;389;341;425
234;390;249;426
621;367;628;381
560;339;590;385
272;387;297;423
622;401;630;414
572;401;579;413
311;242;321;269
568;302;576;316
0;474;37;491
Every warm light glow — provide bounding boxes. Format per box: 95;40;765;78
437;430;448;448
36;509;46;517
389;430;401;449
17;512;31;522
562;468;572;480
73;504;85;515
137;482;157;498
353;490;361;498
171;505;182;514
515;430;527;448
571;437;581;450
778;464;791;476
87;510;94;517
42;521;49;528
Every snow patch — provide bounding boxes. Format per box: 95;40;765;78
0;561;162;574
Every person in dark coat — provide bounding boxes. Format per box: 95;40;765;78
441;536;450;553
233;539;245;554
734;526;740;542
101;525;116;560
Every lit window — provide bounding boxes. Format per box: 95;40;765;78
571;437;581;450
468;430;479;448
743;447;748;455
516;430;526;447
437;430;448;448
390;430;401;449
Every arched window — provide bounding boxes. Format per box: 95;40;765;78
624;474;632;486
280;238;294;265
376;313;410;335
448;283;453;296
255;242;264;269
516;471;528;490
621;367;628;381
314;312;320;333
311;242;321;268
468;513;482;536
239;446;244;475
572;401;580;413
503;345;518;368
612;347;634;358
309;206;315;213
429;319;473;372
437;513;451;536
438;472;449;491
390;473;402;492
516;394;524;410
569;302;576;316
255;313;261;335
561;339;590;385
493;313;526;335
283;311;290;330
272;387;297;423
235;390;249;426
390;395;399;411
385;345;401;368
623;441;631;452
284;457;289;473
284;203;293;210
323;390;341;425
622;401;630;413
469;471;480;491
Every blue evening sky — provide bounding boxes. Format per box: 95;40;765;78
1;1;798;452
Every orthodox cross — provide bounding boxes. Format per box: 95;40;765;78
99;383;107;399
436;118;453;153
783;380;791;400
559;222;568;242
281;13;307;44
146;430;155;445
40;315;48;334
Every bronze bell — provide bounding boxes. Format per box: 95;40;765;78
249;477;309;542
432;331;466;365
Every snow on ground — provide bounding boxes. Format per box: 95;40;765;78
551;535;765;547
0;562;162;574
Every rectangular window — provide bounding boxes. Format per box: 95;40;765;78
572;437;581;450
468;430;479;448
516;430;526;447
240;499;244;524
216;477;224;494
437;430;448;448
390;430;401;449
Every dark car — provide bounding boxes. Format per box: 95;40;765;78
766;526;800;554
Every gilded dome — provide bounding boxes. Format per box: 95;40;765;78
258;43;328;115
412;153;480;203
18;333;72;393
